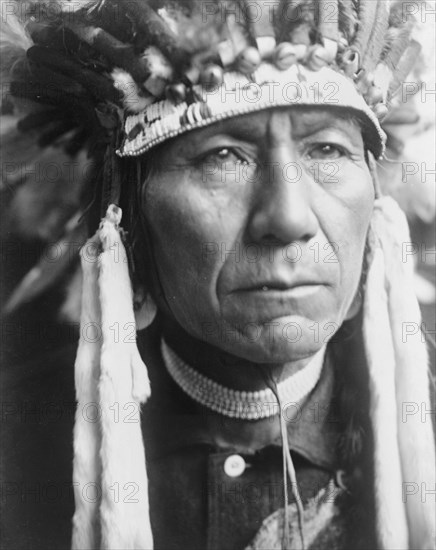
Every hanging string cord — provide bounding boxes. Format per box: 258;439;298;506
259;366;306;550
283;429;305;550
281;412;291;549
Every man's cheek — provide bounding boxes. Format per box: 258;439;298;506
337;231;366;307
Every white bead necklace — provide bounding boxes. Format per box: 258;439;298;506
161;340;326;420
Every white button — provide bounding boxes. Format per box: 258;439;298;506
224;455;246;478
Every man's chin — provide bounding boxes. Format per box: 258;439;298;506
207;314;339;364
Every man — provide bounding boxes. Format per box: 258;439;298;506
131;106;376;549
1;0;435;549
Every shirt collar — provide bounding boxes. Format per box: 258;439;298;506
139;322;340;470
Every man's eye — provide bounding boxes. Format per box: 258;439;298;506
216;148;232;159
307;144;345;160
201;148;244;165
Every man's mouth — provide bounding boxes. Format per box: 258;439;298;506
238;281;325;292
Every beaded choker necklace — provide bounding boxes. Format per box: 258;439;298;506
161;340;326;420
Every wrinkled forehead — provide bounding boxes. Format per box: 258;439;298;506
154;106;366;158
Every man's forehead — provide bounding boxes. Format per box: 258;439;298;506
179;108;360;147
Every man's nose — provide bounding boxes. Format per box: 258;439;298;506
247;143;319;245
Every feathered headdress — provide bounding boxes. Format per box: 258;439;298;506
1;0;426;309
1;1;435;549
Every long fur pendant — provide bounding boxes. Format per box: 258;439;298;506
72;205;153;549
369;197;436;550
364;197;436;550
97;205;152;549
363;244;409;550
72;234;103;550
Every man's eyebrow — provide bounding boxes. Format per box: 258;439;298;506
296;122;360;137
293;111;360;131
291;117;363;144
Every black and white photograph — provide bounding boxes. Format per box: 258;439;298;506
1;0;435;548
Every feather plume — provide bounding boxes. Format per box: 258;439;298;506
142;45;173;81
388;39;422;97
2;140;86;240
111;68;154;113
157;6;180;35
338;0;358;42
0;4;33;107
0;4;32;64
60;0;104;13
374;63;393;102
59;265;83;323
318;0;339;42
382;23;414;71
142;45;174;96
283;0;316;25
172;10;222;55
3;216;86;315
0;114;43;191
124;1;184;65
278;0;316;41
353;0;379;55
361;0;390;71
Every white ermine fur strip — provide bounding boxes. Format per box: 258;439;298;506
364;244;409;550
98;205;152;549
372;197;436;550
72;235;103;550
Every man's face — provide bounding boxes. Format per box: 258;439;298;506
142;108;374;363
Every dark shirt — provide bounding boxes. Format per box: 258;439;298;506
139;321;376;550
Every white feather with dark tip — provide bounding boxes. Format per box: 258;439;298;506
142;46;174;97
111;68;154;113
0;5;32;107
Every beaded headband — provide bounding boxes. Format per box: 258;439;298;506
118;63;388;157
